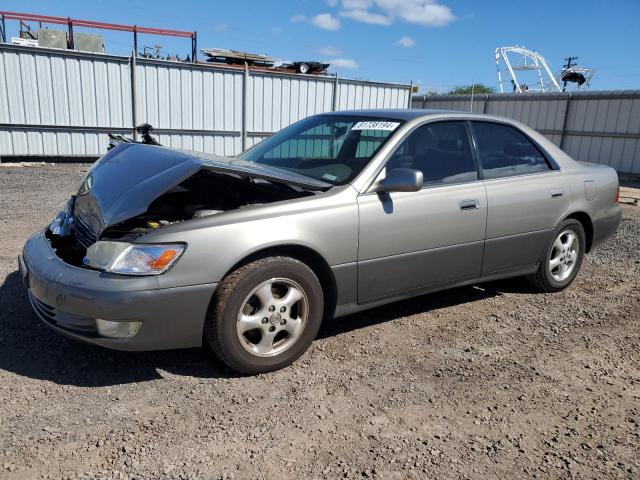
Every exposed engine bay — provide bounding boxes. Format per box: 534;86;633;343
48;170;313;267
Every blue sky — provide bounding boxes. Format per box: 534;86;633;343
3;0;639;92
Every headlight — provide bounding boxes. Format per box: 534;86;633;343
84;241;185;275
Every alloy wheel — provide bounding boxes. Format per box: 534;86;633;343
549;230;579;282
236;278;309;357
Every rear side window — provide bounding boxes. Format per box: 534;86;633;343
471;122;550;179
387;121;478;186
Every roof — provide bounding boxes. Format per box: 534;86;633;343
326;109;458;120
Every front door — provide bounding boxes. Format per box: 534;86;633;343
357;121;487;303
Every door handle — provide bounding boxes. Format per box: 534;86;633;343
550;189;564;198
459;199;479;211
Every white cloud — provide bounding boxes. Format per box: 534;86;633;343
290;14;306;22
312;13;342;30
340;8;392;26
335;0;455;27
395;36;416;47
329;58;359;69
341;0;373;8
318;46;342;56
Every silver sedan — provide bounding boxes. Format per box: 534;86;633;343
21;110;622;374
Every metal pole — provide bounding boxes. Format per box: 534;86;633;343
469;81;475;112
242;62;249;151
1;15;6;43
332;73;339;111
482;94;489;114
559;92;572;150
407;81;413;109
67;18;74;49
130;51;138;141
133;26;138;57
192;32;197;62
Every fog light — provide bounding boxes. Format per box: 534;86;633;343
95;319;142;339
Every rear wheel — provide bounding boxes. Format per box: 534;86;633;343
205;257;323;374
528;219;585;292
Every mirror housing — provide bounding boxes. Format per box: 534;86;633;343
375;168;423;193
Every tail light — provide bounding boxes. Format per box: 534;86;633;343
614;187;620;203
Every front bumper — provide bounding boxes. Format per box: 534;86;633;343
20;230;217;351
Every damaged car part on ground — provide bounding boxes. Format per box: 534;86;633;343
20;110;622;374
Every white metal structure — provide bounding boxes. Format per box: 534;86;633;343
496;46;561;94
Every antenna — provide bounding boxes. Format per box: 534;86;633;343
562;56;578;91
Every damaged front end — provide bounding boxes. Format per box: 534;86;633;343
47;143;329;270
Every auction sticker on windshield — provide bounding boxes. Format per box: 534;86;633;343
351;121;400;131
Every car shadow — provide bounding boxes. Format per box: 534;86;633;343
0;269;533;387
316;278;534;339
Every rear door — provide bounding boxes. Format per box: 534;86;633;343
357;121;487;303
470;121;570;275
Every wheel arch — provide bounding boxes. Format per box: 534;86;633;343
221;244;338;320
563;211;594;253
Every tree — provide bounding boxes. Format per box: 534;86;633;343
448;84;495;95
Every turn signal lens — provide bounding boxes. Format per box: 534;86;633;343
614;187;620;203
147;249;180;270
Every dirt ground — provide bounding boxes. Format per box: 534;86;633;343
0;163;638;480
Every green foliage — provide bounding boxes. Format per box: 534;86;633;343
448;84;495;95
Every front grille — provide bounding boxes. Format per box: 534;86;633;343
74;214;98;249
28;292;97;335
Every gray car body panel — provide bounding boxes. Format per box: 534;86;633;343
22;109;622;351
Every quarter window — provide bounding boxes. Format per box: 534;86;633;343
471;122;550;179
386;121;478;186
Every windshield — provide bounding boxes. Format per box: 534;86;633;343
239;115;403;185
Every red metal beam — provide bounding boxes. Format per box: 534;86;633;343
0;10;195;38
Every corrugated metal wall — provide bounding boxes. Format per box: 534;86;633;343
0;44;411;158
0;45;132;156
412;91;640;174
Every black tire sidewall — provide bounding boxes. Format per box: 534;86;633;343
542;220;585;290
215;259;323;373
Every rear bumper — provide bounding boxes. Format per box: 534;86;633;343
591;204;622;250
20;230;217;351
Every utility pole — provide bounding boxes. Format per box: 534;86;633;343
562;56;578;92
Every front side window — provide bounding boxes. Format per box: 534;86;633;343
386;121;478;186
471;122;550;179
240;115;402;185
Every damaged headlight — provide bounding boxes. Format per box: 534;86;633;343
84;241;185;275
49;197;76;237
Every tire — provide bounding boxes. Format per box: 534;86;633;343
205;257;324;375
297;63;310;74
527;219;586;292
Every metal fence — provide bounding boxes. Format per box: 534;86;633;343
0;43;412;158
412;91;640;174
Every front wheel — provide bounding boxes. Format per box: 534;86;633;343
205;257;324;375
528;219;586;292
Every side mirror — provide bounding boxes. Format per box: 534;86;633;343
376;168;423;193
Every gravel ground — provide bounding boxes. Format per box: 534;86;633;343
0;163;638;480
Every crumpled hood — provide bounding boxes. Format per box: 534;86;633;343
74;143;330;235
